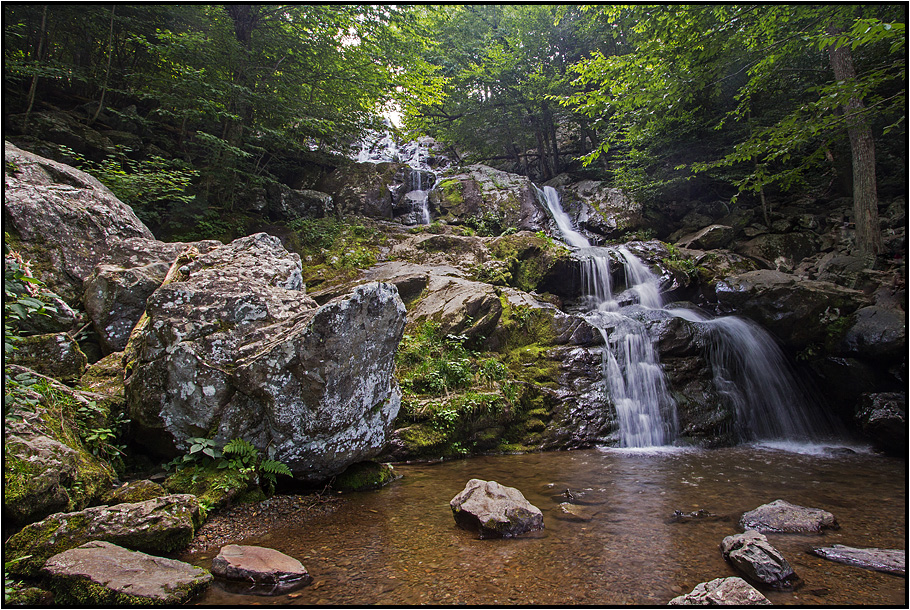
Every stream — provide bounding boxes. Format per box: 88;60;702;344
185;444;905;606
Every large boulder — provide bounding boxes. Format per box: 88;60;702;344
450;479;544;538
42;540;212;605
3;142;154;304
430;164;548;233
211;544;311;591
739;499;838;534
668;577;771;605
735;232;820;271
83;238;221;353
317;161;427;220
720;530;798;588
675;224;735;250
554;179;643;240
5;494;203;577
836;306;906;362
714;270;871;350
124;233;407;482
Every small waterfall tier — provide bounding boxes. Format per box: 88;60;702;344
538;184;841;448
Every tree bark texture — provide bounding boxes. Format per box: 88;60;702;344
827;25;883;257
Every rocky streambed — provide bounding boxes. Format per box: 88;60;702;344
182;445;905;606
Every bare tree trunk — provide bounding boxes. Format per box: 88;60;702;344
89;5;116;126
23;5;48;132
827;25;883;258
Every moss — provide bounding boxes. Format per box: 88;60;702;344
48;567;210;606
436;178;465;207
5;511;94;577
333;461;397;492
163;464;255;512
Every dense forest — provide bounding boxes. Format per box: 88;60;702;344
4;4;905;252
3;4;907;607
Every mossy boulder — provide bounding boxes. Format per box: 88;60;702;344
332;461;398;492
104;479;167;505
164;464;258;512
42;540;212;605
485;231;573;294
5;494;203;578
4;368;117;528
7;332;87;382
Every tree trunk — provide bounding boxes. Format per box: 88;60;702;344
827;25;883;258
22;5;48;131
89;5;116;126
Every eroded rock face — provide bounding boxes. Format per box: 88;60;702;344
556;179;643;240
5;494;203;577
668;576;771;605
739;499;838;534
855;393;907;456
42;540;212;605
721;530;798;588
450;479;544;538
124;233;407;481
4;142;154;304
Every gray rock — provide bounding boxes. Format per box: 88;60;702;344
809;544;905;576
721;530;798;588
739;499;838;534
837;306;906;361
211;544;312;591
450;479;544;538
736;232;820;271
124;233;407;481
4;142;154;304
855;393;907;456
668;576;771;605
83;238;221;353
7;332;87;382
42;540;212;605
105;479;167;505
5;494;203;577
714;269;871;350
675;224;735;250
266;183;335;219
556;180;643;240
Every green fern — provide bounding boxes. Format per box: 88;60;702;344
222;438;257;458
260;459;293;477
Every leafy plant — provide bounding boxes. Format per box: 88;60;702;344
169;436;292;497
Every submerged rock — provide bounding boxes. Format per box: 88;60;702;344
450;479;544;538
739;499;838;534
211;544;312;593
124;233;407;482
5;494;203;577
42;540;212;605
668;576;771;605
721;530;798;588
809;544;906;576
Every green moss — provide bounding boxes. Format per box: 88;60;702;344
333;461;397;492
164;464;255;512
436;179;465;207
48;566;210;606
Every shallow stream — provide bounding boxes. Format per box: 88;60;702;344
186;444;906;606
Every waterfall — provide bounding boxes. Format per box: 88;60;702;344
354;131;435;225
540;186;836;448
407;141;432;225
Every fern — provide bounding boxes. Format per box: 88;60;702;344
222;438;257;458
260;459;293;477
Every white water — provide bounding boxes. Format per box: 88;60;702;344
355;131;434;225
539;187;839;448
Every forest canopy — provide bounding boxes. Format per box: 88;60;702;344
3;3;906;254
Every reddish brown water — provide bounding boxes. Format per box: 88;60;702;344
185;445;906;606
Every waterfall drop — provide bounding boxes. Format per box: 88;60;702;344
539;186;839;448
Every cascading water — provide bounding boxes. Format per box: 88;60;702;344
539;186;839;448
537;185;678;447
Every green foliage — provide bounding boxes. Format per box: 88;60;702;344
168;436;291;497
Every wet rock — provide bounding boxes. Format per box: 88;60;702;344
4;142;154;304
7;332;87;382
668;576;771;605
721;530;798;588
332;461;398;492
124;233;407;482
739;499;838;534
555;502;593;522
318;161;422;219
714;269;871;350
855;393;907;456
5;494;203;577
668;509;729;523
42;540;212;605
211;544;312;592
450;479;544;538
675;224;735;250
836;306;906;362
809;544;906;576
